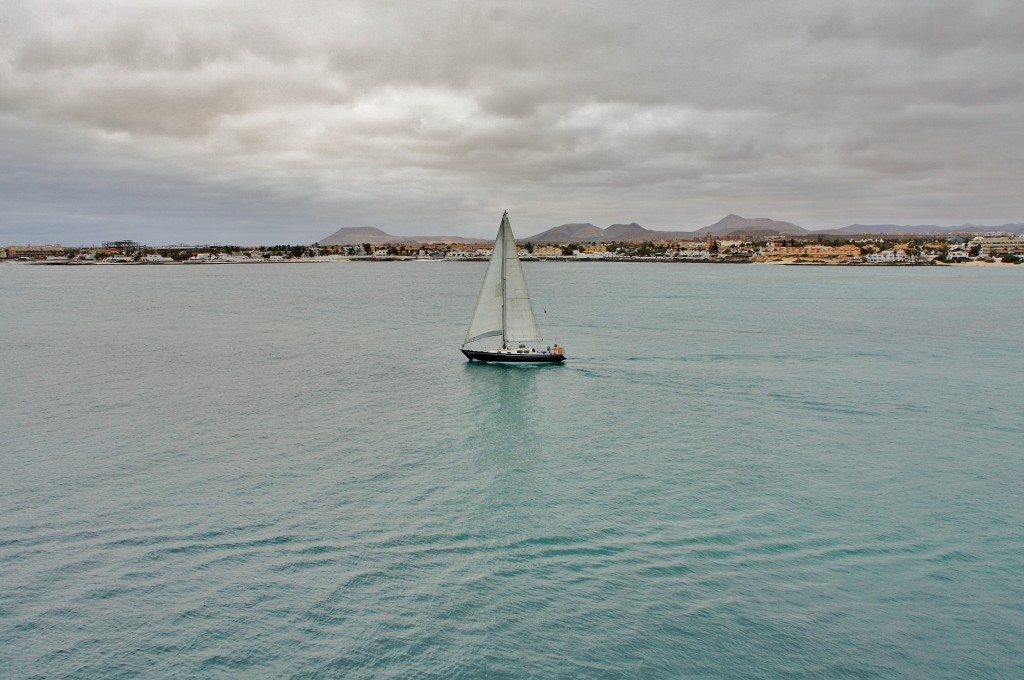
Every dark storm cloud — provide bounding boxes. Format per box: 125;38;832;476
2;0;1022;244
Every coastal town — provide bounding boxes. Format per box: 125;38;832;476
5;233;1024;265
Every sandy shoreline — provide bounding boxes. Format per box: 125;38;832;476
758;258;1021;267
6;257;1022;267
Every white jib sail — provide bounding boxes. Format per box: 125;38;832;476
500;215;542;343
464;212;542;346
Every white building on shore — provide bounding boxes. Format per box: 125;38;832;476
971;235;1024;257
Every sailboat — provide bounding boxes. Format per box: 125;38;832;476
461;212;566;363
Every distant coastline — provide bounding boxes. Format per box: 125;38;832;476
5;229;1023;266
6;255;1021;268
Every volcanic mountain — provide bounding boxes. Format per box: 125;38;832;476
318;227;481;246
694;214;807;236
523;223;607;242
524;222;685;243
524;215;808;242
813;223;1024;236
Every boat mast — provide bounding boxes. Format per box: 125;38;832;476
500;210;508;349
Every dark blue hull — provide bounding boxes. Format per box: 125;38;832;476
461;348;566;363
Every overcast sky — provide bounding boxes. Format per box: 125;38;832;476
2;0;1022;245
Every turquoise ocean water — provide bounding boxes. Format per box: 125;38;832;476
2;262;1022;678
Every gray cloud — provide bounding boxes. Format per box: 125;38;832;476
2;0;1022;245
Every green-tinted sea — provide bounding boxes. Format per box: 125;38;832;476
2;261;1022;677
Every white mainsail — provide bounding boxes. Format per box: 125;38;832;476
464;212;542;346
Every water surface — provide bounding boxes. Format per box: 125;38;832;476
2;262;1022;677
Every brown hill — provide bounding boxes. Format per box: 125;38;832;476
318;227;482;246
318;227;412;246
523;223;606;242
695;214;806;236
811;223;1024;236
525;222;693;243
525;215;809;243
603;223;651;239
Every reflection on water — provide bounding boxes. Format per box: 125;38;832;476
460;363;556;526
462;362;546;456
